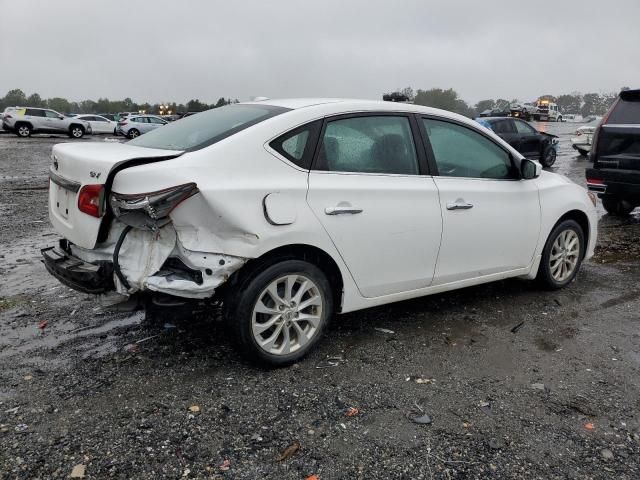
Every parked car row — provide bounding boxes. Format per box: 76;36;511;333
1;107;173;138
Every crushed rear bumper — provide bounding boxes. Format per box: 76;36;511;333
41;240;115;294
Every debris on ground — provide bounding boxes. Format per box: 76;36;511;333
530;383;546;390
219;459;231;471
306;475;320;480
374;327;395;334
345;407;359;417
584;422;595;431
315;355;344;369
23;374;33;381
412;413;432;425
70;464;86;478
188;405;201;413
601;448;614;460
276;441;300;462
510;321;525;333
37;319;48;331
415;377;436;384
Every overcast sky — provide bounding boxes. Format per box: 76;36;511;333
1;0;638;105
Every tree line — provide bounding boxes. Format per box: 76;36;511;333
388;87;627;118
0;89;238;115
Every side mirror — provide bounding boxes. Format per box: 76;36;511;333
58;115;64;120
521;159;541;179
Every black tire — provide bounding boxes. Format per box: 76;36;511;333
224;259;333;366
68;125;85;138
536;219;584;290
602;197;636;216
127;128;140;139
15;123;31;137
541;146;557;167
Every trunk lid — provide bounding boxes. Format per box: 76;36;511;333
49;142;183;249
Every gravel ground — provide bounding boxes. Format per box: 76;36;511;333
1;126;639;479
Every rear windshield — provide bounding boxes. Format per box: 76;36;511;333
608;96;640;124
128;104;290;151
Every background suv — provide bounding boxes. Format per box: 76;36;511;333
2;107;92;138
586;89;640;216
116;114;168;138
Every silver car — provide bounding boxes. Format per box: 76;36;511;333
117;115;168;138
2;107;92;138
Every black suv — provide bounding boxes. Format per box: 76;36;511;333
586;89;640;216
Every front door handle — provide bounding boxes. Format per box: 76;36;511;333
325;206;363;215
446;201;474;210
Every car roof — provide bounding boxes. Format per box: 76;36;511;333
479;116;519;122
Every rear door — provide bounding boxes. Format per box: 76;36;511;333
306;113;443;298
25;108;46;131
490;119;519;150
513;119;542;158
420;117;540;284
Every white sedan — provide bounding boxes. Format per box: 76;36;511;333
42;99;598;365
74;114;117;135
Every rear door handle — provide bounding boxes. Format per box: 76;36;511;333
446;202;473;210
325;206;363;215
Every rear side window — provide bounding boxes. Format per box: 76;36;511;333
270;121;321;169
608;97;640;124
315;115;419;175
491;120;515;134
129;104;290;151
26;109;45;117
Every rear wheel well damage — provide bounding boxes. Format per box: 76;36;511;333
220;244;345;312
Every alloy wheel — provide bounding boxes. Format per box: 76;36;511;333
251;274;323;356
18;126;29;137
72;127;83;138
549;229;580;282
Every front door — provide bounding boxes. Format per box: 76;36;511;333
513;119;542;158
420;117;541;285
307;114;443;298
44;110;66;133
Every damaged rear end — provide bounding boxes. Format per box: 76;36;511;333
42;141;246;302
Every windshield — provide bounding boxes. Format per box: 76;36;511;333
128;104;290;151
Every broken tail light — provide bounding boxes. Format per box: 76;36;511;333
78;184;105;218
109;183;198;230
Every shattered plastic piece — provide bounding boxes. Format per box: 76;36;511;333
14;424;28;432
415;378;436;384
38;320;48;330
315;355;344;369
510;321;525;333
135;334;160;344
531;383;546;390
412;413;432;425
276;441;300;461
23;375;33;381
306;476;320;480
70;464;86;478
374;327;395;334
188;405;201;413
345;407;359;417
584;422;595;431
182;468;191;477
219;459;231;471
124;344;140;353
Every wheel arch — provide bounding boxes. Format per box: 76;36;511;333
223;243;345;312
552;209;590;259
68;123;85;131
14;120;33;129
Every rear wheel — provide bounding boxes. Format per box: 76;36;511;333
537;219;584;290
224;260;333;366
69;125;84;138
16;123;31;137
602;197;636;216
127;128;140;139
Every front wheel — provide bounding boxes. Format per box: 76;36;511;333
537;220;584;290
69;125;84;138
541;147;557;167
225;260;333;366
602;197;636;216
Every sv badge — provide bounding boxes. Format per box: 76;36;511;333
89;171;102;179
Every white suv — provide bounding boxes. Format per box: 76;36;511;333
2;107;92;138
42;99;597;365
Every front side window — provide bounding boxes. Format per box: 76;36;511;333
315;115;419;175
129;104;290;151
45;110;60;118
423;118;515;179
514;120;536;135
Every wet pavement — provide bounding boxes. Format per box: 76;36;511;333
1;126;639;479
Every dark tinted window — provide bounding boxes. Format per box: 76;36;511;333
608;97;640;124
270;121;320;169
514;120;537;134
129;104;289;151
491;119;515;134
26;109;45;117
424;118;515;179
315;116;419;175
